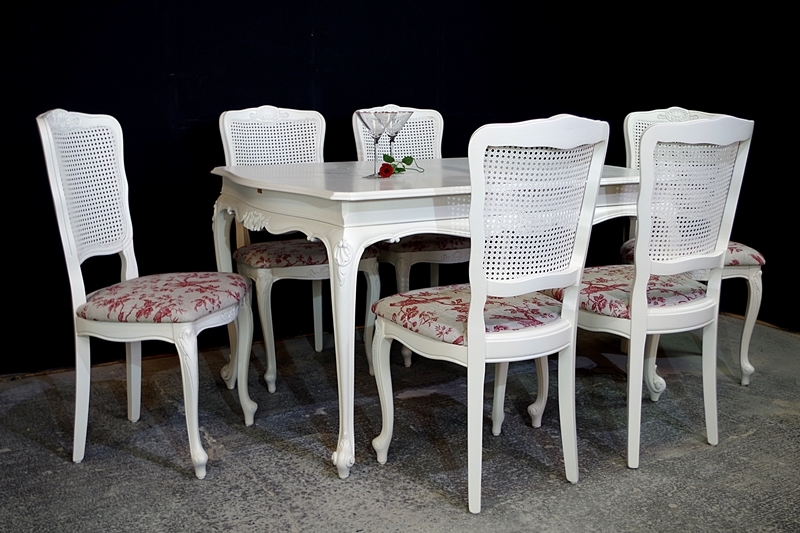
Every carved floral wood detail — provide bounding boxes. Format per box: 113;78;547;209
657;107;699;123
47;109;81;131
249;105;289;122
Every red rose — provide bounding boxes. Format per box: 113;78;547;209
379;163;394;178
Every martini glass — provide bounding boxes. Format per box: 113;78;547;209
384;110;413;158
356;110;387;178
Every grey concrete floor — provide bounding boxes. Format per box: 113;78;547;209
0;314;798;532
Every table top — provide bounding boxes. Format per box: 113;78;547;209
211;158;639;202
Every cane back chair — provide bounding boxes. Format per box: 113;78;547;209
37;109;256;479
220;105;380;390
370;114;609;513
573;115;754;468
621;107;764;386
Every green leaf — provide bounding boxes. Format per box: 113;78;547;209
401;156;414;165
383;154;395;163
395;167;406;173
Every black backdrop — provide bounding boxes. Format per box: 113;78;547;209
7;3;787;374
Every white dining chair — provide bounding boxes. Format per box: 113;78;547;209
353;104;469;367
620;107;765;386
572;115;754;469
37;109;256;479
220;105;380;390
370;114;609;513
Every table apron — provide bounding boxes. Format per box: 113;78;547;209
219;180;471;230
594;183;639;223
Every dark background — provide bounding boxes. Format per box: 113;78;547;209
6;3;787;375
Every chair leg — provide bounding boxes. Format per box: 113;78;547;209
255;272;278;393
362;262;380;376
491;362;508;436
73;334;91;464
220;322;238;390
371;320;395;464
527;357;550;428
235;300;257;426
126;341;142;422
557;346;578;483
626;330;647;469
702;321;719;446
429;263;440;288
643;334;666;402
174;327;208;479
467;362;486;514
738;267;762;385
394;257;414;367
394;256;412;294
312;279;324;353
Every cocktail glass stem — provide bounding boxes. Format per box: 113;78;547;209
373;138;379;175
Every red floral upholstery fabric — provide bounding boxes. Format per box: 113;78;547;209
546;266;706;320
620;240;765;267
372;283;562;345
377;234;471;253
234;239;379;268
77;272;249;323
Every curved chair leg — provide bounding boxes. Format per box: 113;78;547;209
174;327;208;479
235;299;257;426
393;257;415;367
643;334;666;402
255;271;278;393
626;329;647;469
312;279;324;353
73;334;91;464
126;341;142;422
371;320;395;464
220;323;238;390
491;362;508;436
467;361;486;514
702;321;719;446
220;268;246;392
557;346;578;483
527;357;550;428
738;267;762;385
362;262;381;376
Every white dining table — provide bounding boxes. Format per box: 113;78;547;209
211;157;640;479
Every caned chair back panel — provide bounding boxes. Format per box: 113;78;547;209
647;140;739;263
352;104;443;161
37;109;134;266
634;116;754;278
481;143;597;283
220;105;326;166
468;114;609;299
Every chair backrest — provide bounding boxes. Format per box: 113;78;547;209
352;104;443;161
624;107;717;169
219;105;326;165
37;108;139;307
633;116;754;289
467;114;609;321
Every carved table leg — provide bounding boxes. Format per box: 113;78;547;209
213;204;239;389
394;256;414;367
326;231;363;479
